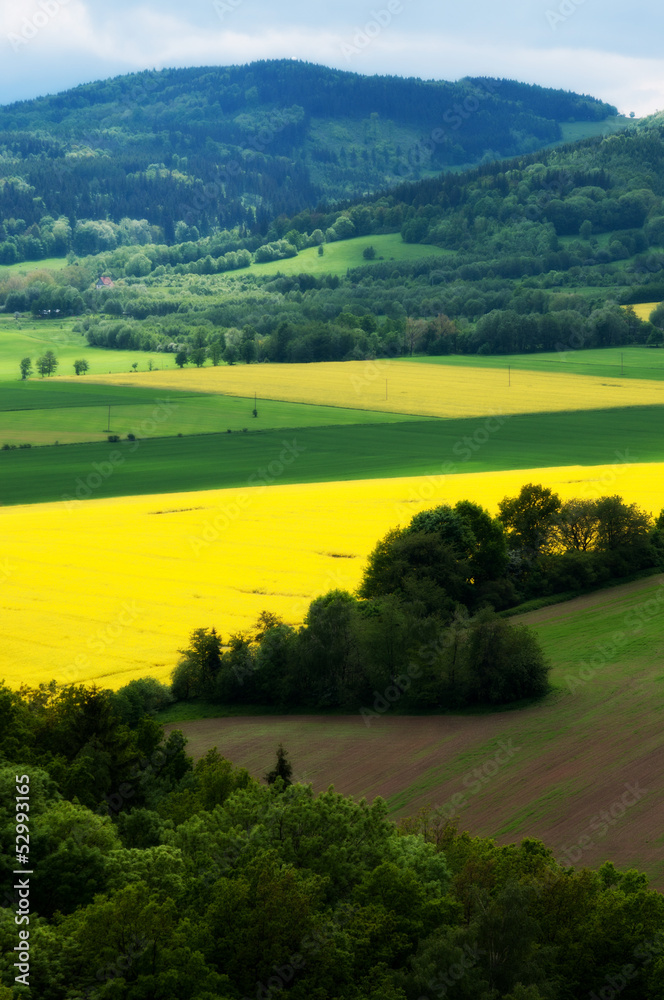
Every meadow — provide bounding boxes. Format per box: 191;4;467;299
408;343;664;380
2;462;664;693
0;388;426;447
71;357;664;417
3;406;664;506
0;256;68;275
0;315;158;380
235;232;452;278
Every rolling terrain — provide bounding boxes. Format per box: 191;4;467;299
164;574;664;887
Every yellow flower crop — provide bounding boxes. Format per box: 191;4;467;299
625;302;661;322
2;462;663;691
65;359;664;419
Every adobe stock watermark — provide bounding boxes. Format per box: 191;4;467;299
188;438;306;556
565;579;664;693
340;1;403;62
56;601;144;686
578;447;636;502
212;0;243;21
546;0;586;30
393;410;511;520
589;931;664;1000
395;79;502;177
7;0;72;52
181;108;295;227
431;739;521;821
558;781;648;868
419;943;487;1000
61;399;178;508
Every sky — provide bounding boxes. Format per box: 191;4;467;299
0;0;662;116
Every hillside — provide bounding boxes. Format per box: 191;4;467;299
0;60;618;261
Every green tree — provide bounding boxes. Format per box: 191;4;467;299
498;483;562;559
189;346;206;367
207;340;224;366
265;743;293;787
465;609;550;704
594;495;653;550
73;358;89;375
36;349;58;377
554;497;601;552
174;350;188;368
19;356;32;380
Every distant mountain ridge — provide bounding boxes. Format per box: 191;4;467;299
0;59;618;255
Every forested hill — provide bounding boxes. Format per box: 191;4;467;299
0;60;616;243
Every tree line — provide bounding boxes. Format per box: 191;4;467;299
171;486;663;714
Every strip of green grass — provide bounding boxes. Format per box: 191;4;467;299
0;381;190;411
0;393;429;445
0;257;68;275
231;232;451;279
2;406;664;506
407;347;664;381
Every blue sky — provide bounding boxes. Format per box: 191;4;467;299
0;0;662;115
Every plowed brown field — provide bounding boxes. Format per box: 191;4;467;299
167;577;664;888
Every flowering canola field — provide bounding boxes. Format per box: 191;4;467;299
65;359;664;419
627;302;661;322
3;462;664;691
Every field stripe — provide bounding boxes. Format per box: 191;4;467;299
2;462;664;691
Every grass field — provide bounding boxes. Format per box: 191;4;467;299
69;357;664;418
235;233;451;279
163;574;664;887
0;257;68;276
0;316;159;380
408;345;664;380
2;406;664;506
0;392;428;447
2;462;664;692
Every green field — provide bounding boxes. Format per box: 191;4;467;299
409;346;664;380
237;232;452;279
2;406;663;506
0;389;429;446
0;256;68;276
0;316;161;381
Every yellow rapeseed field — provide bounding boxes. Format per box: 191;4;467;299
626;302;661;322
64;359;664;419
2;462;664;691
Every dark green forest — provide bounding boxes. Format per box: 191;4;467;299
2;678;664;1000
0;60;617;259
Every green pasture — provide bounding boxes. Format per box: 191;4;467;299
0;316;160;380
2;406;664;506
0;390;428;446
409;346;664;380
0;257;68;276
519;576;664;682
237;233;452;279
